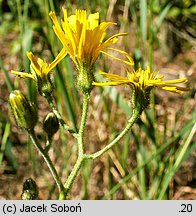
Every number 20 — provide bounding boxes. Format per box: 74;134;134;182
181;204;192;212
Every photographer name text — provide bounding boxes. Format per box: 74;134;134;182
2;203;82;214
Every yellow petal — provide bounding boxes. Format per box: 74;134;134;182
100;71;130;82
92;81;126;86
26;52;42;76
48;48;67;72
78;11;87;59
161;86;185;94
99;22;116;31
109;48;134;65
11;70;34;79
160;78;188;85
101;48;134;66
88;12;99;29
49;11;68;46
62;8;77;55
26;52;40;69
104;32;128;44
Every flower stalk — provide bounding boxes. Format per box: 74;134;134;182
29;129;65;197
60;93;90;199
60;92;141;199
86;106;141;159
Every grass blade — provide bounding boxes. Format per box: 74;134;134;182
0;57;14;92
55;64;78;132
102;114;195;199
154;2;172;33
0;123;11;166
137;147;147;199
140;0;147;42
158;122;196;199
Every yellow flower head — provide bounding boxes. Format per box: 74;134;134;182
11;48;66;96
93;57;190;111
49;8;133;94
93;66;189;95
49;8;133;69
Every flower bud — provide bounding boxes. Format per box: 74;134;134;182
21;178;39;200
43;112;59;137
9;90;38;130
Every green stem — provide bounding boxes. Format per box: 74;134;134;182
61;155;85;199
86;108;141;159
78;93;89;154
29;129;65;196
46;95;77;134
60;93;90;199
44;135;52;153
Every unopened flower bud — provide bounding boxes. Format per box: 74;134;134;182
9;90;38;130
43;112;59;137
21;178;39;200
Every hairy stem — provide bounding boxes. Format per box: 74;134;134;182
29;129;65;196
86;108;141;159
60;93;90;199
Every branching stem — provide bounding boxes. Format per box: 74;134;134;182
60;93;89;199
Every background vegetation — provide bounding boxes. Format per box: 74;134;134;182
0;0;195;199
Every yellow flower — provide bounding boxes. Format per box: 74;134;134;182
49;8;133;69
93;66;189;95
11;48;67;96
49;8;133;93
93;58;190;111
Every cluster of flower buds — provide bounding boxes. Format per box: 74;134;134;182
9;90;59;138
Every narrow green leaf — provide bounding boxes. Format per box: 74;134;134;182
137;148;147;199
103;115;195;199
154;2;172;33
0;57;14;92
55;64;78;132
0;123;11;165
140;0;147;42
158;122;196;199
